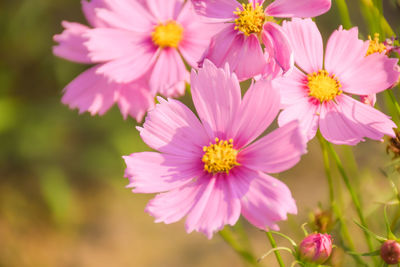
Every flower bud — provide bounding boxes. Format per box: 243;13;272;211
299;233;332;264
360;94;376;107
310;208;334;233
380;240;400;264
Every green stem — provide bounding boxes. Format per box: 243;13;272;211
317;133;334;203
317;134;366;266
326;143;378;266
266;231;285;267
359;0;394;37
234;218;252;250
386;89;400;120
219;227;258;266
384;90;400;125
335;0;352;29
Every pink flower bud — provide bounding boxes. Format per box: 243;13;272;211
299;233;332;264
380;240;400;264
360;94;376;107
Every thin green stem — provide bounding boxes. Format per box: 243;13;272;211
326;143;378;266
317;133;334;203
266;231;285;267
335;0;352;29
317;134;366;266
219;227;258;266
386;89;400;120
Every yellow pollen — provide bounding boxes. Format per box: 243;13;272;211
151;21;183;48
202;138;239;174
233;3;265;36
307;70;342;102
366;33;387;56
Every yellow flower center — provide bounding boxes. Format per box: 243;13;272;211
151;21;183;48
366;33;387;56
233;3;265;36
307;70;342;102
202;138;239;174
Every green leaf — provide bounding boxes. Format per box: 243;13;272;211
353;220;386;242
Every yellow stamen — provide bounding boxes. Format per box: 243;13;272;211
366;33;387;56
202;138;239;174
233;3;265;36
307;70;342;102
151;21;183;48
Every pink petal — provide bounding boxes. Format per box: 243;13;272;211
184;174;241;239
199;24;236;65
81;0;110;27
191;0;240;20
340;95;396;138
281;18;323;73
190;60;241;139
232;34;267;81
149;48;189;97
123;152;202;193
138;97;209;158
319;100;361;145
178;2;223;67
116;83;155;122
231;79;281;148
53;21;93;64
249;0;265;5
240;120;307;173
202;28;266;80
319;95;396;145
339;53;400;95
239;170;297;230
145;0;184;21
324;26;368;78
61;65;116;116
95;0;154;32
145;177;208;225
84;28;146;62
278;99;321;141
266;0;331;18
261;50;283;79
96;40;159;83
262;22;293;75
272;67;308;107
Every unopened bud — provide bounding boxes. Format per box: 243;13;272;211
380;240;400;264
387;129;400;160
311;208;334;233
299;233;332;264
360;94;376;107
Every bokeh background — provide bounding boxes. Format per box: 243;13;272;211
1;0;400;266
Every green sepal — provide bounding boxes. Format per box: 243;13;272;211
257;247;295;263
384;205;397;240
270;230;298;249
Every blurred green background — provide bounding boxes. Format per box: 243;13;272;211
0;0;400;266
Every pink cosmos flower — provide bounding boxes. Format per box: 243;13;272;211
123;60;307;238
191;0;331;81
53;0;218;121
274;18;400;145
361;34;400;105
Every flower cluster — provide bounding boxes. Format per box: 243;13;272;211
54;0;400;239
